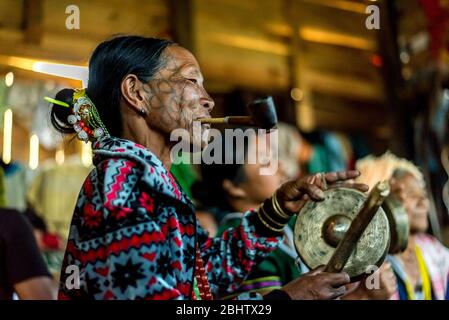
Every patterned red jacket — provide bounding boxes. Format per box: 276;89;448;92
58;136;281;300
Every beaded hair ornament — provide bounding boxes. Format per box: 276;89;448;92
45;89;110;143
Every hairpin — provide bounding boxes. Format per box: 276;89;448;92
44;97;70;108
45;89;110;142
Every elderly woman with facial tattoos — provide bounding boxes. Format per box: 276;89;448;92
50;36;366;300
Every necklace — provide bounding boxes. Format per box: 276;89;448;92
192;245;213;300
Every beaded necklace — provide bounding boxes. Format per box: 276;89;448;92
191;245;213;300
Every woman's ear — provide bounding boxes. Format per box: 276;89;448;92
222;179;247;199
121;74;149;114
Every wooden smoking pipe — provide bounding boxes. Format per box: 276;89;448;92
197;96;278;129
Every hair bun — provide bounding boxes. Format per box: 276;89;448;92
50;88;76;134
55;88;75;106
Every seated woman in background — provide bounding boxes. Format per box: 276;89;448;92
388;167;449;300
193;130;310;298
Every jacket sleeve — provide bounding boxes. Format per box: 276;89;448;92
198;210;282;296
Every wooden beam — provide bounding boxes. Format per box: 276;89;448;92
298;0;368;14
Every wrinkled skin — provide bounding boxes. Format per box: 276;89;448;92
141;45;214;149
282;266;350;300
390;173;429;234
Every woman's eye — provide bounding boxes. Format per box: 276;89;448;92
187;78;198;84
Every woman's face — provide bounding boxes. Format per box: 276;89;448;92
238;135;288;204
143;45;214;149
241;162;287;204
391;173;429;234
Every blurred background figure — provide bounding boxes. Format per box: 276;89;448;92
388;167;449;300
356;153;449;300
0;160;57;300
0;208;57;300
23;206;64;283
195;206;218;238
193;127;310;298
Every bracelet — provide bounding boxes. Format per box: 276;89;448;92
261;199;291;226
272;191;292;220
259;204;285;228
256;207;284;233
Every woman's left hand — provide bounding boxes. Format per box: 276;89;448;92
342;262;396;300
275;170;369;215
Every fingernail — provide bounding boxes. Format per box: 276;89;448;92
317;190;325;198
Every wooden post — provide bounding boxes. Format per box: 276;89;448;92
283;0;314;131
376;0;409;157
168;0;196;54
22;0;43;45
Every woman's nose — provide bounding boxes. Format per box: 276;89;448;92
200;90;215;112
201;98;214;112
202;100;214;112
419;196;430;209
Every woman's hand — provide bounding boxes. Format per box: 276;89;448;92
280;266;350;300
362;262;396;300
342;262;397;300
276;170;369;214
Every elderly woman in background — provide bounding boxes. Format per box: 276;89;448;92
355;153;449;300
387;167;449;300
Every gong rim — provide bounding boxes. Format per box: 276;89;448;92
383;195;409;254
294;187;390;281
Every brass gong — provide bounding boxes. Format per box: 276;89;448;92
383;195;409;254
294;187;390;280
